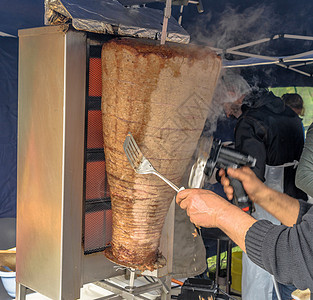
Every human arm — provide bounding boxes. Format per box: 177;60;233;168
220;167;313;290
244;203;313;291
296;123;313;197
221;167;300;226
176;171;313;290
175;188;256;252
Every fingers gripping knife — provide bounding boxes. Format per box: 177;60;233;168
205;139;256;211
189;137;256;212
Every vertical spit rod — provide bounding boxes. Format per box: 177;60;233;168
128;268;136;292
160;0;172;44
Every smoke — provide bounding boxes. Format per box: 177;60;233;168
190;4;273;136
202;69;251;136
182;1;313;136
215;69;251;101
184;4;277;137
184;1;313;58
186;3;280;50
183;3;283;93
181;0;313;156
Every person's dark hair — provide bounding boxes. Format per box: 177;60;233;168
281;93;305;116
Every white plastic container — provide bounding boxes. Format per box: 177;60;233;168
0;270;16;298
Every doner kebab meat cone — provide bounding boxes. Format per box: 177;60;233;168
101;38;221;271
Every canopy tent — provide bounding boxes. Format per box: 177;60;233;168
1;0;313;218
222;34;313;77
175;0;313;86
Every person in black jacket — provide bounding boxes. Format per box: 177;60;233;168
235;88;306;199
235;88;307;300
282;93;305;141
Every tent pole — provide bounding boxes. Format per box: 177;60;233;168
226;50;278;61
226;35;280;51
277;63;312;77
284;34;313;41
160;0;172;45
290;61;313;68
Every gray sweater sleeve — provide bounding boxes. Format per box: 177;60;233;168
296;122;313;197
245;200;313;292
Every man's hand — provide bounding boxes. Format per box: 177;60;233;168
220;166;300;226
220;166;268;204
176;187;257;252
176;188;232;228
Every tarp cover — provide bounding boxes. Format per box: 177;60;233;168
45;0;190;43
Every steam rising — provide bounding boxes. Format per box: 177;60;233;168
186;4;279;50
184;1;313;50
182;1;313;141
182;4;279;136
183;0;313;165
184;4;281;135
203;69;251;136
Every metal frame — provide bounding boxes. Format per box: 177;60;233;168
94;270;170;300
220;34;313;76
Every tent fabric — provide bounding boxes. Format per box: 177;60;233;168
0;0;44;36
0;1;44;217
0;37;18;218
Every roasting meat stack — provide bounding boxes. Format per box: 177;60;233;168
101;38;221;271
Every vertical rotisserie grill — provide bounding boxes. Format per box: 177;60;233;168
16;25;212;300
